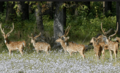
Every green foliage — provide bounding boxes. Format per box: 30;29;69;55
66;14;116;43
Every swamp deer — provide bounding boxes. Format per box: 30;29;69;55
56;37;86;59
56;26;86;59
90;37;103;60
28;32;51;54
0;23;26;56
99;22;119;61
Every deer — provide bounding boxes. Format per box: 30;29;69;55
90;37;103;60
99;22;119;61
56;36;86;59
28;32;51;55
0;23;26;56
55;26;86;59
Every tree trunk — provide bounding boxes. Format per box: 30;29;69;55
17;1;29;20
83;1;90;15
0;1;5;13
116;2;120;35
103;1;112;17
35;1;44;32
5;1;16;23
29;2;35;14
53;2;66;40
21;1;29;20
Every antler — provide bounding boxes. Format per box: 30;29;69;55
34;32;41;39
28;33;34;38
6;23;14;36
101;22;112;35
64;25;71;36
0;23;5;35
108;22;119;40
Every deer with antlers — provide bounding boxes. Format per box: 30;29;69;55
97;22;119;61
28;32;51;54
0;23;26;56
56;26;86;59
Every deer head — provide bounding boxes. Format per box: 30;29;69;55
0;23;14;43
58;25;71;42
100;22;118;43
28;32;41;43
101;22;113;36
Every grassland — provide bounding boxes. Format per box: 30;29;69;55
0;47;120;73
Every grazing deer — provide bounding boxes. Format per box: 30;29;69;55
90;37;103;60
100;22;119;61
28;32;51;54
0;23;26;56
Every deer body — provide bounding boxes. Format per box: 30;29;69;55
106;39;119;60
28;33;51;54
5;40;26;56
90;37;103;59
0;23;26;56
96;22;119;61
56;38;85;59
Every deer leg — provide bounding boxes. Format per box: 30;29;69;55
64;51;67;54
79;51;85;59
69;51;72;56
45;51;49;55
109;50;113;61
102;47;105;59
19;48;23;56
114;50;117;61
35;48;39;54
9;50;11;56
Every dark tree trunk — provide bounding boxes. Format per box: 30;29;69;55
103;1;112;17
47;1;54;19
0;1;5;13
17;1;22;17
53;2;66;40
17;1;29;20
29;2;35;14
116;2;120;35
20;1;29;20
35;1;44;32
83;1;90;15
5;1;16;23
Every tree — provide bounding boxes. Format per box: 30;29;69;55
83;1;90;16
5;1;17;23
116;2;120;35
103;1;112;17
53;2;66;40
35;1;44;32
0;1;5;13
17;1;29;20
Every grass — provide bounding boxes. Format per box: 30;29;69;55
0;48;120;73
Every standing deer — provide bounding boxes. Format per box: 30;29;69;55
90;37;103;60
56;26;86;59
100;22;119;61
56;36;86;59
28;32;51;54
0;23;26;56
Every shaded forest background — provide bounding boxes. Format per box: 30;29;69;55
0;1;119;50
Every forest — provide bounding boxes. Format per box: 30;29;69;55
0;1;120;73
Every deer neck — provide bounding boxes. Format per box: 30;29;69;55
32;40;36;47
59;41;67;49
92;41;97;47
4;38;10;44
